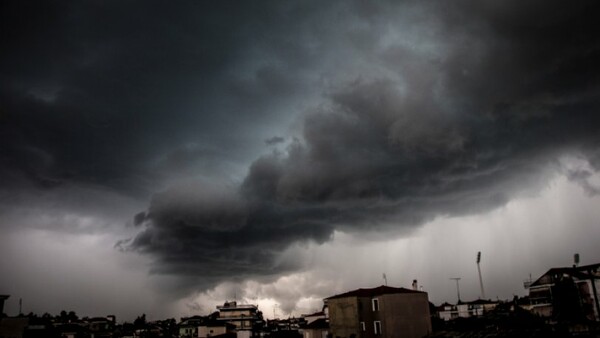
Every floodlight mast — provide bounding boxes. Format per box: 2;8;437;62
477;251;486;299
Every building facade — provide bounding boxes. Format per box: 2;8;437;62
216;301;263;334
302;311;329;338
436;299;498;321
179;316;206;338
198;320;236;338
325;286;431;338
526;263;600;321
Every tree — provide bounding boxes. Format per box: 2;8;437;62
134;313;147;330
67;311;78;322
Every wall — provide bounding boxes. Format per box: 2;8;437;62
199;325;228;338
379;293;431;338
303;328;329;338
237;330;252;338
327;297;360;338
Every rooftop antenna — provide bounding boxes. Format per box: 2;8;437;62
450;278;461;303
19;298;22;315
382;273;388;286
477;251;486;299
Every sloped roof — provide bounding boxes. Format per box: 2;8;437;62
179;315;208;326
305;318;329;329
325;285;424;300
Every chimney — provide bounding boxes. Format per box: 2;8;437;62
412;280;418;290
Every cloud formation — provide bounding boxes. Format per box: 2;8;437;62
123;0;600;294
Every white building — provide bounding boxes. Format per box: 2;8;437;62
216;301;263;335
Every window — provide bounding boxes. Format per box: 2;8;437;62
371;298;379;311
374;321;382;335
360;322;365;331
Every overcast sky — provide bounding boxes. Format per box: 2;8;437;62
2;0;600;322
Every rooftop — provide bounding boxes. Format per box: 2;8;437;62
304;318;329;330
217;301;258;310
302;311;325;317
530;262;600;287
325;285;425;300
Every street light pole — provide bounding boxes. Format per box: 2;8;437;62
450;278;461;303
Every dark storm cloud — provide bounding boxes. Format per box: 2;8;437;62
3;0;600;296
0;1;319;197
122;0;600;292
265;136;285;146
565;169;600;196
123;179;335;291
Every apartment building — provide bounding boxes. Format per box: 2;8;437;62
526;263;600;321
325;285;431;338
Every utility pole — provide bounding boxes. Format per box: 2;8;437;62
450;278;461;303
